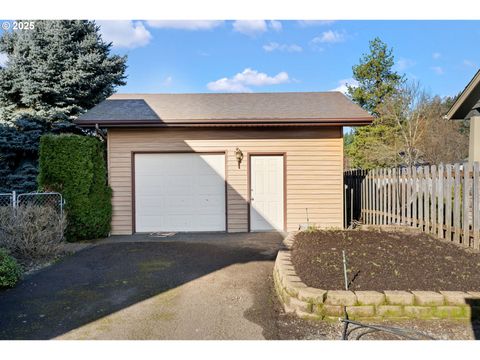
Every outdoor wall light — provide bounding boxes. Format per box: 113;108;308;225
235;148;244;169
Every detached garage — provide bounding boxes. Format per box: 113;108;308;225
75;92;373;235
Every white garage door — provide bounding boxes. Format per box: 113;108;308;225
135;153;226;232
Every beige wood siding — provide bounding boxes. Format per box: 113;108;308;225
108;127;343;234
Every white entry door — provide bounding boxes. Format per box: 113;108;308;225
135;153;226;232
250;155;284;231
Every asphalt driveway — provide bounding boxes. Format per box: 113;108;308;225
0;232;288;340
2;232;479;340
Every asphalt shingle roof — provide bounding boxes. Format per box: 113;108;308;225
75;92;373;127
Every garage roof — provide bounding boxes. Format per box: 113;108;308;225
75;92;374;127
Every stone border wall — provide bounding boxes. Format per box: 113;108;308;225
274;248;480;320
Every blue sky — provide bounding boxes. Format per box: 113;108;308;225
3;20;480;97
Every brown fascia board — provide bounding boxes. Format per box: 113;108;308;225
74;117;374;128
446;69;480;120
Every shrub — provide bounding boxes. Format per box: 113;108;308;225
0;248;23;288
38;134;112;241
0;205;66;261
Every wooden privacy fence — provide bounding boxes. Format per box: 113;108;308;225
344;162;480;250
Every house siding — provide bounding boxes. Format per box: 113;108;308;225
107;127;344;234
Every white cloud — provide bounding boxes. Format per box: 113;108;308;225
463;59;477;68
97;20;151;49
312;30;345;44
0;53;8;67
232;20;267;36
162;76;173;87
207;68;290;93
297;20;335;27
431;66;444;75
395;57;415;71
232;20;282;36
263;42;302;53
330;78;358;95
269;20;282;32
146;20;224;30
432;52;441;59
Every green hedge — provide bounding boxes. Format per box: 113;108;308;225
38;134;112;241
0;248;23;288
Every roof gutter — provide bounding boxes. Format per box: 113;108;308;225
74;117;374;129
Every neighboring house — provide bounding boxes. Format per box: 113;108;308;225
446;69;480;164
75;92;373;235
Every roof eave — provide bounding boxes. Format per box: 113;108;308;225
74;117;374;128
446;69;480;120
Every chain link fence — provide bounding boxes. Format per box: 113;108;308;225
0;191;64;215
0;193;14;208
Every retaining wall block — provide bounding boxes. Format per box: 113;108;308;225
297;287;327;304
277;282;291;307
283;275;307;297
404;306;434;319
355;291;386;306
295;309;321;320
439;291;471;305
325;291;357;306
323;305;344;317
434;306;468;319
346;306;376;319
376;305;404;318
289;297;312;313
412;291;445;306
467;292;480;300
384;291;414;305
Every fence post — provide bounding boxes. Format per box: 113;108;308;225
417;167;423;231
463;162;471;247
364;170;368;224
453;163;461;244
12;190;16;208
424;166;430;233
385;168;390;225
437;164;444;239
405;167;411;227
344;184;348;229
473;162;480;250
392;168;398;224
445;164;452;242
431;165;437;236
372;169;376;225
412;167;417;228
382;168;387;225
400;169;407;225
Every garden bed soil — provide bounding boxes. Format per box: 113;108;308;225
291;229;480;292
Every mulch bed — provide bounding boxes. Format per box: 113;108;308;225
291;229;480;292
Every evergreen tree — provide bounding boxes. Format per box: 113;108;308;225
345;38;404;169
347;37;404;117
0;20;127;121
0;20;127;192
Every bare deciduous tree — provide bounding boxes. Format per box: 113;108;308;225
377;82;468;166
378;82;429;166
